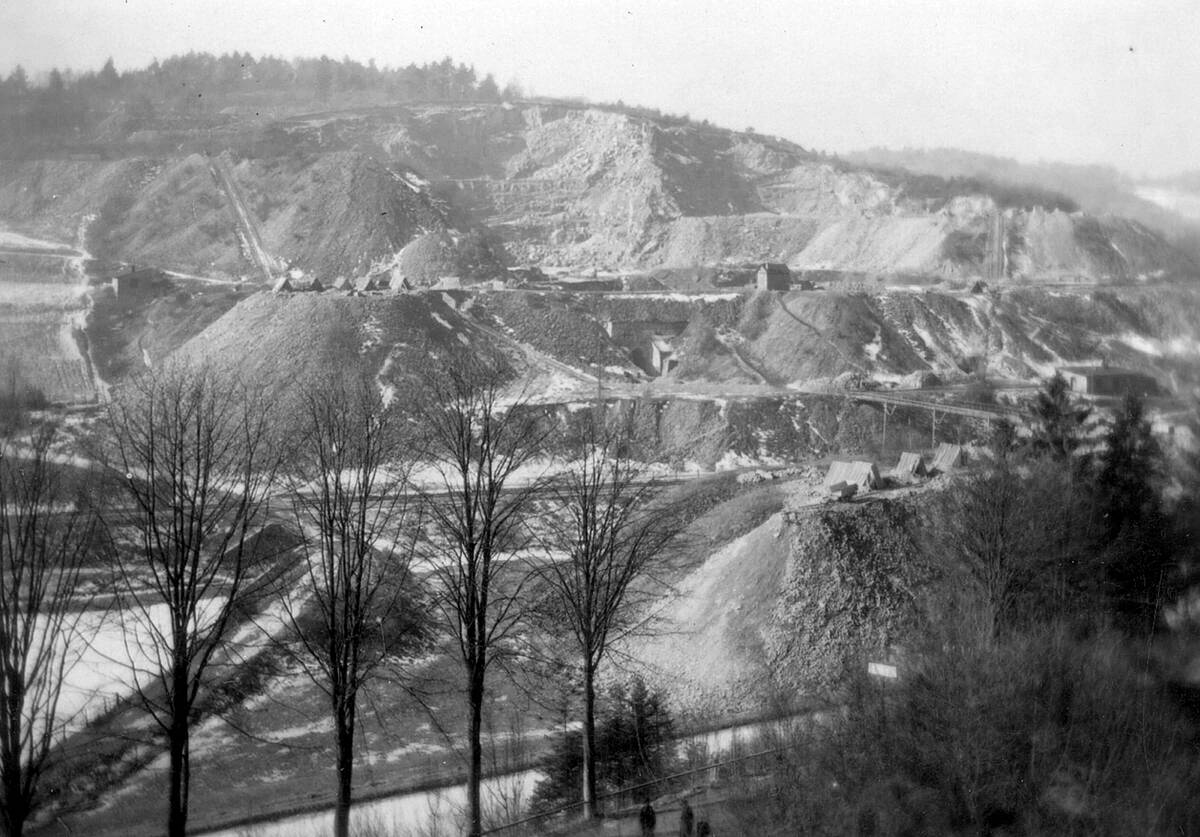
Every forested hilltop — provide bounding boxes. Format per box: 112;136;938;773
0;53;517;155
0;52;719;159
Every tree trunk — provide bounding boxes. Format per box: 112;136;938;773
582;665;598;820
167;665;190;837
334;707;355;837
3;679;28;837
467;667;484;837
167;717;188;837
2;768;27;837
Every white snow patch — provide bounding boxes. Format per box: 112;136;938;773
863;329;883;361
359;315;384;353
602;292;741;302
1120;333;1163;357
1168;337;1200;357
383;741;446;763
268;718;335;740
59;599;221;729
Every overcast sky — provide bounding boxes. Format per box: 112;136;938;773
3;0;1198;177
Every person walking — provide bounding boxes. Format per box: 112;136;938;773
696;819;712;837
640;799;657;836
679;798;695;837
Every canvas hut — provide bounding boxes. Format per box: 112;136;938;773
354;275;380;293
285;275;323;292
271;275;292;293
823;460;882;495
388;271;412;293
892;452;927;480
930;443;964;474
330;275;351;292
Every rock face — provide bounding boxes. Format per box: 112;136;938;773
0;102;1194;284
470;283;1200;392
2;100;1198;401
626;495;932;714
369;103;1195;280
416;105;905;269
767;498;930;693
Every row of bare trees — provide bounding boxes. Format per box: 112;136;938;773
0;427;99;837
0;352;678;837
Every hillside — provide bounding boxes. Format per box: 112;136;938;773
625;487;930;715
453;286;1200;395
2;101;1195;287
173;290;515;414
847;146;1200;266
1;97;1198;409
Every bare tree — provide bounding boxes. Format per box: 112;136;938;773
0;427;98;837
105;362;276;837
281;375;420;837
537;418;679;820
925;459;1085;643
414;352;547;837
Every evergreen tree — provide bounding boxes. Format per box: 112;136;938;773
1029;373;1090;461
6;66;27;97
477;73;501;102
1097;393;1161;535
598;676;675;788
531;677;675;815
98;57;120;91
1097;393;1171;620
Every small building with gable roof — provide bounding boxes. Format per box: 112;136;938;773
756;262;791;291
1056;365;1157;398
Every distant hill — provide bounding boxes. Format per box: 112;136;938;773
847;146;1200;263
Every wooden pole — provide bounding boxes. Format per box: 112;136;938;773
881;403;896;456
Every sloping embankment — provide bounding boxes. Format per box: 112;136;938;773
628;494;930;716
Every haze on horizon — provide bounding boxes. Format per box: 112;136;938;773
2;0;1198;179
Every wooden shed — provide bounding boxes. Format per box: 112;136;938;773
756;262;792;291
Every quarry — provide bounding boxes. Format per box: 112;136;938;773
2;67;1200;837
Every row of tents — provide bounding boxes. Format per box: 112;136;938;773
823;444;965;499
272;271;415;294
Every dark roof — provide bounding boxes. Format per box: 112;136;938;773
115;268;164;282
1057;365;1153;379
